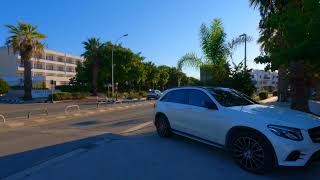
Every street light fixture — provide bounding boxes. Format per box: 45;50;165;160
111;34;128;101
239;33;247;70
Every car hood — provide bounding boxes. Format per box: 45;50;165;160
227;104;320;130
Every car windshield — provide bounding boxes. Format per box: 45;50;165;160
207;88;256;107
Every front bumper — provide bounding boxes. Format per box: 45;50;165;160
269;130;320;167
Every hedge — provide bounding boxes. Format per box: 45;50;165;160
49;92;87;101
258;91;268;100
0;79;9;95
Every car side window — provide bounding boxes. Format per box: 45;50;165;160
161;90;187;104
188;89;216;108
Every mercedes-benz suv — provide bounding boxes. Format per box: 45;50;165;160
154;87;320;174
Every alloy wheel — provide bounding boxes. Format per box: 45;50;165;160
232;137;265;170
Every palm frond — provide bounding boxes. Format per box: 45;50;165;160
177;53;203;71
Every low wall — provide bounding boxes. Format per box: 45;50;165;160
309;100;320;116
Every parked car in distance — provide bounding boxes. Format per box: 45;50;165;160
147;89;162;100
154;86;320;174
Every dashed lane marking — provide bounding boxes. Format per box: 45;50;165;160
121;121;153;134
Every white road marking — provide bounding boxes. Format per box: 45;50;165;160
121;121;153;134
56;116;67;119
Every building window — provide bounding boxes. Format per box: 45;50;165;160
46;65;54;70
66;58;75;64
46;55;54;61
57;66;64;71
57;57;64;62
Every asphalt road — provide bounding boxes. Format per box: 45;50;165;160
1;103;320;180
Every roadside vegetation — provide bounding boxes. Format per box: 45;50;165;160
177;18;256;96
249;0;320;112
0;79;9;95
5;22;46;100
64;40;201;97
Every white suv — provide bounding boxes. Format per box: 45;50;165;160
154;87;320;174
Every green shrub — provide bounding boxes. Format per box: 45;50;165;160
259;91;268;100
0;79;9;95
71;92;86;100
49;92;73;101
138;91;147;98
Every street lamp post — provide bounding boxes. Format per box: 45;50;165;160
111;34;128;101
240;33;247;70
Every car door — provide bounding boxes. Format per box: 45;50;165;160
160;89;189;131
185;89;223;143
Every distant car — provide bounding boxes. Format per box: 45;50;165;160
147;90;162;100
154;86;320;174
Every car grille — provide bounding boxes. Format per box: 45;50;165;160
308;126;320;143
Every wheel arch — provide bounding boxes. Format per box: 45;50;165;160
225;126;278;166
155;112;168;124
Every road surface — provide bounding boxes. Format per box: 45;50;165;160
1;102;319;180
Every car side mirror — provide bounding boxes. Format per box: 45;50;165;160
205;102;218;110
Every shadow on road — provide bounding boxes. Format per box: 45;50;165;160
1;131;319;179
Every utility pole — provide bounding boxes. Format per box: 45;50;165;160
111;34;128;101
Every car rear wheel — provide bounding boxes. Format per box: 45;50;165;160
230;132;275;174
155;115;171;138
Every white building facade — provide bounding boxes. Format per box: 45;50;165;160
0;47;83;88
250;69;278;91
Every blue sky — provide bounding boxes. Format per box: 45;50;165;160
0;0;264;78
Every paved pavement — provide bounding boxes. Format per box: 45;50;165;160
1;100;320;180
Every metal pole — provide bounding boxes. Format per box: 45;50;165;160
244;34;247;70
111;34;128;102
111;47;114;101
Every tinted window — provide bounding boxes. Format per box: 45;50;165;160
161;90;187;104
207;88;255;107
188;90;214;108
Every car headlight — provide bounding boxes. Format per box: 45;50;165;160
268;125;303;141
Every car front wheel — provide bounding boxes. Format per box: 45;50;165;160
155;115;171;138
230;132;275;174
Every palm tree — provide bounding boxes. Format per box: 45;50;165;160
81;38;103;96
5;22;46;100
177;18;250;85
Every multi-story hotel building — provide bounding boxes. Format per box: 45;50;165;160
250;69;278;91
0;47;83;88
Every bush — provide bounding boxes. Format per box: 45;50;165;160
71;92;86;100
127;91;139;99
49;92;72;101
0;79;9;95
138;91;147;98
259;91;268;100
272;91;278;97
50;92;88;101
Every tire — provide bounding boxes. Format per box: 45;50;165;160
230;132;275;174
155;115;171;138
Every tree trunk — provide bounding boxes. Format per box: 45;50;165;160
92;61;98;96
277;65;289;102
289;61;310;112
21;54;33;100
